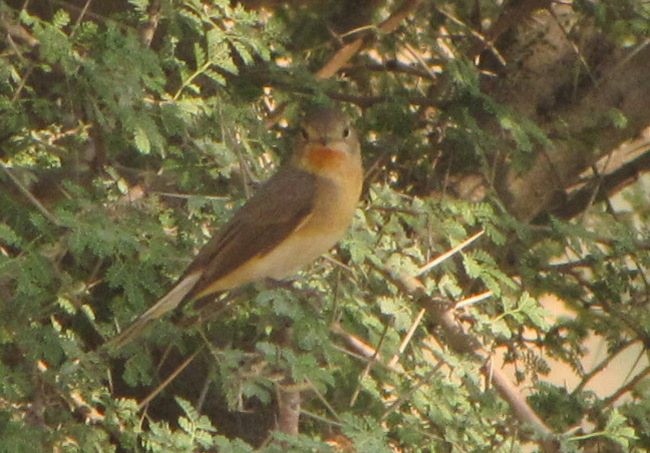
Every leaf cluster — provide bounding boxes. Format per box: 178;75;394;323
0;1;648;452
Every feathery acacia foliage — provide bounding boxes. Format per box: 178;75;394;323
1;0;649;451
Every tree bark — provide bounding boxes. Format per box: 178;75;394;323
487;6;650;221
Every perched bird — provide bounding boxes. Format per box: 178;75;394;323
109;107;362;348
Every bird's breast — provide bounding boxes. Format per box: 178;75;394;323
304;146;347;171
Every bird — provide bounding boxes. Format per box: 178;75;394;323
108;107;363;349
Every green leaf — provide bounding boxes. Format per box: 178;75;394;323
214;436;255;453
0;223;22;247
518;292;550;331
193;42;206;67
127;0;150;15
52;9;70;29
340;413;392;453
134;125;151;154
604;410;637;448
122;349;154;387
607;108;628;129
203;68;227;86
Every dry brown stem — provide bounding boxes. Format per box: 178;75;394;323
316;0;423;79
386;270;560;452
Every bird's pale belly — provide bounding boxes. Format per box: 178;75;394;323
250;229;343;280
198;227;346;295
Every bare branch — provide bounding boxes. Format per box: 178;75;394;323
551;150;650;219
316;0;423;79
276;384;301;436
572;339;638;395
0;12;39;48
600;365;650;409
0;163;61;226
379;267;560;452
502;43;650;221
138;348;202;410
139;0;162;47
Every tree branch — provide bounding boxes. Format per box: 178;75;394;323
501;42;650;221
382;269;560;452
275;324;301;436
600;365;650;410
550;150;650;219
316;0;423;79
0;163;61;226
473;0;551;58
0;11;39;48
139;0;162;47
276;384;301;436
571;339;637;396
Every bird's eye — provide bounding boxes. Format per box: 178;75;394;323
300;128;309;140
342;127;350;138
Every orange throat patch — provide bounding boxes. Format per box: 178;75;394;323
304;146;347;171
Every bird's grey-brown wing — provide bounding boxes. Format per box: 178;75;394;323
106;167;315;350
184;166;317;299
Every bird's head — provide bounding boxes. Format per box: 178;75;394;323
292;107;361;173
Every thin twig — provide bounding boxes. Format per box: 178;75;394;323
379;267;559;452
0;163;61;226
548;6;596;86
330;322;378;359
571;339;636;395
196;371;212;413
349;320;391;407
351;60;443;79
322;254;354;273
469;0;551;60
381;361;444;420
327;90;438;108
600;365;650;409
387;308;426;367
71;0;93;37
455;291;493;310
305;377;341;422
300;409;343;427
330;344;400;374
138;348;202;410
435;5;506;66
150;191;230;201
316;0;423;79
402;42;437;80
620;345;647;390
416;229;485;276
607;38;650;81
11;63;34;101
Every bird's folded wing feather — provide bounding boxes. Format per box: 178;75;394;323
107;167;316;349
185;166;317;299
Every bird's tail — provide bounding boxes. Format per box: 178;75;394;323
106;272;201;350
